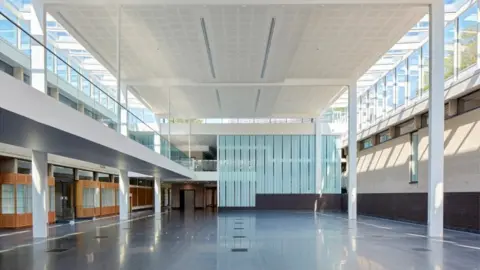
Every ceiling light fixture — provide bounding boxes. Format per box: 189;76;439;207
215;89;222;112
260;18;276;79
254;89;261;113
200;18;216;79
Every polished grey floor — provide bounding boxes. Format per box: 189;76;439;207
0;210;479;270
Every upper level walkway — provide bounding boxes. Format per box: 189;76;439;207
0;71;195;179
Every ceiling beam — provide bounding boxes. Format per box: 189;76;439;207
123;78;352;87
44;0;434;6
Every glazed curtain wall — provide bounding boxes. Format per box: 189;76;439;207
319;135;342;194
218;135;316;207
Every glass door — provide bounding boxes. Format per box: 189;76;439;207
55;181;75;221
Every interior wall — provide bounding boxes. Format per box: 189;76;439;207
171;183;205;209
358;108;480;193
356;108;480;231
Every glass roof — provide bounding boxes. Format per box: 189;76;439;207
329;0;470;109
46;14;118;96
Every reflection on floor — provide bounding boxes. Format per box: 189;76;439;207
0;209;479;270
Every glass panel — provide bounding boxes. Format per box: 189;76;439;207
0;9;17;47
17;159;31;174
47;43;55;72
367;87;376;123
78;170;94;180
16;184;25;214
408;50;420;101
458;5;478;72
1;184;15;214
411;133;419;183
444;23;455;79
396;61;407;107
101;188;115;207
363;138;373;149
98;173;110;182
421;43;430;94
49;186;55;212
376;79;385;119
16;184;32;214
19;17;30;55
95;187;100;207
379;131;391;143
386;71;395;112
56;55;68;81
70;61;80;88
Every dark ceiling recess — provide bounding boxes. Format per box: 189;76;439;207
200;18;216;79
260;18;276;79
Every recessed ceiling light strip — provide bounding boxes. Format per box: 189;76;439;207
254;89;261;113
201;18;216;79
215;89;222;111
260;18;276;79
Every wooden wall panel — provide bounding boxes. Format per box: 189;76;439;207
0;214;16;228
0;173;56;228
75;180;100;218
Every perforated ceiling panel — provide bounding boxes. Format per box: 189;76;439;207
48;3;426;117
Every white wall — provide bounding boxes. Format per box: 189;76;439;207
195;171;218;182
160;123;315;136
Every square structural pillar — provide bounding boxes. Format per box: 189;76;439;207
348;83;357;220
32;150;48;238
427;0;445;238
154;177;162;213
119;169;129;220
13;67;24;81
49;87;60;101
30;2;46;94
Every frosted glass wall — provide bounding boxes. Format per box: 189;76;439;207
319;135;341;194
218;135;316;207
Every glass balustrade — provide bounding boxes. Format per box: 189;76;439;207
0;11;185;165
192;160;217;172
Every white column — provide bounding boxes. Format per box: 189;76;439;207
31;1;46;93
155;114;164;154
119;169;129;220
120;85;128;136
116;6;129;137
154;177;162;213
315;116;323;196
188;119;192;159
348;83;357;220
168;87;171;159
428;1;445;238
32;150;48;238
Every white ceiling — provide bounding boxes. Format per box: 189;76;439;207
46;2;427;118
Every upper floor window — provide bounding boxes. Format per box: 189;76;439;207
458;5;478;72
362;137;374;150
386;71;396;112
444;23;455;79
408;50;420;101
